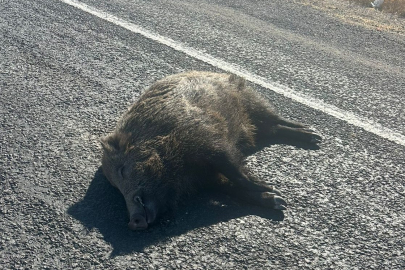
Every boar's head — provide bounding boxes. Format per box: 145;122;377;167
100;132;174;230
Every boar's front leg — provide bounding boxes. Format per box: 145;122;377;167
228;189;287;210
215;156;287;210
218;176;287;210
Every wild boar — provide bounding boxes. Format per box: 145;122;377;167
101;71;321;230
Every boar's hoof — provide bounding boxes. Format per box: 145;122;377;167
304;128;322;144
268;186;282;196
261;192;287;210
299;128;322;144
128;214;148;230
273;195;287;210
310;133;322;144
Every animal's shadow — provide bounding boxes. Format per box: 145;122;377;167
68;167;285;256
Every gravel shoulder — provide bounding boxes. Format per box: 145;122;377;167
296;0;405;35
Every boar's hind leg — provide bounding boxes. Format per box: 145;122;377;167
271;117;321;143
274;124;322;144
276;118;306;128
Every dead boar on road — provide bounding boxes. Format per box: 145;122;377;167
101;71;321;230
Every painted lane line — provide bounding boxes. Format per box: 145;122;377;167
60;0;405;147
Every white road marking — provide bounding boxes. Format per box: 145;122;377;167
60;0;405;147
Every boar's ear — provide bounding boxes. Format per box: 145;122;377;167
101;132;132;153
100;134;120;152
229;74;246;90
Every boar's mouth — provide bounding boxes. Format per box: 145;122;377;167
135;196;145;209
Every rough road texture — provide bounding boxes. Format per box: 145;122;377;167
1;0;404;269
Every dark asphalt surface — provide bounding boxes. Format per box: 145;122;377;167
1;0;404;269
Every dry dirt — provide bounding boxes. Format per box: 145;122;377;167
296;0;405;35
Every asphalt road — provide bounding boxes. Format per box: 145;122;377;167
1;0;404;269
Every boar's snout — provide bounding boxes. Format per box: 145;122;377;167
127;198;159;230
128;213;148;230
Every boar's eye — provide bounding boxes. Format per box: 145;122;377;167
134;196;145;207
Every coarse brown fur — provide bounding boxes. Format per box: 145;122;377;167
101;71;321;230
